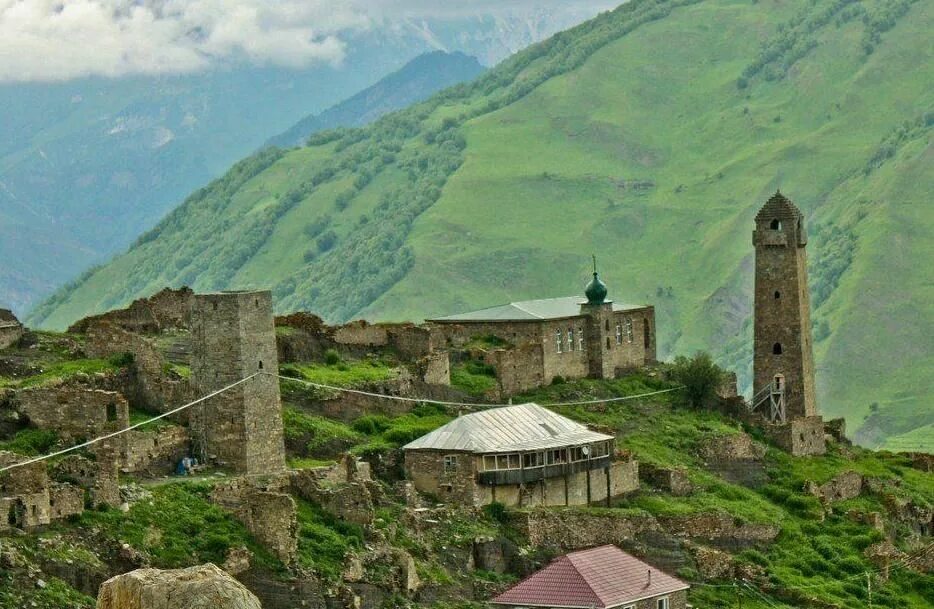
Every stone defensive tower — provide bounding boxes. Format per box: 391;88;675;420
190;290;285;475
752;192;817;421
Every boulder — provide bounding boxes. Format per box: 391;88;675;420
96;563;261;609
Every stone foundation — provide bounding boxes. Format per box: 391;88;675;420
764;416;826;456
121;426;191;475
640;463;693;496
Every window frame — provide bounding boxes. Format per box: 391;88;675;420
443;454;458;473
567;327;574;351
555;329;563;353
656;596;670;609
615;321;623;345
577;326;584;351
626;317;634;343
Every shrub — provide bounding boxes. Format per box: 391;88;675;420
352;415;392;435
669;352;726;408
323;349;341;365
484;502;508;523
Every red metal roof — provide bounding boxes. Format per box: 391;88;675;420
493;545;689;609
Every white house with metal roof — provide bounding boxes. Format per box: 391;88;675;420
403;403;639;507
427;269;656;394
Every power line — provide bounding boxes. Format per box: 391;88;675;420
271;372;684;408
0;373;261;473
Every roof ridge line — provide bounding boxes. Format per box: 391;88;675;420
565;552;609;608
510;301;545;319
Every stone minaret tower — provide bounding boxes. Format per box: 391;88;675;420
191;290;285;475
752;192;817;420
580;256;615;379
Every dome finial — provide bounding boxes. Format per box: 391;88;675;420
584;254;608;305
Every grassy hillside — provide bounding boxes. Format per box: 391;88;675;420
28;0;933;451
267;51;486;148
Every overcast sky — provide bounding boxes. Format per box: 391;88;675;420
0;0;614;83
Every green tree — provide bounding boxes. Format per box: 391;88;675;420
670;351;726;409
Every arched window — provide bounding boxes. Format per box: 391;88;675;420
567;328;574;351
606;337;611;349
774;290;781;300
625;318;634;343
615;322;623;345
258;360;264;370
772;343;783;355
578;327;584;351
555;330;563;353
605;319;610;331
770;219;782;230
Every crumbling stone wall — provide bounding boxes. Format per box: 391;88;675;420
806;471;863;503
291;461;375;526
121;426;190;476
85;321;191;414
0;451;51;530
68;287;193;335
16;386;129;442
0;309;24;350
210;475;298;566
49;482;85;520
764;416;826;456
518;509;779;553
416;351;450;386
49;444;120;509
640;463;693;496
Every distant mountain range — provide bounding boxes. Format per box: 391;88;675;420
0;5;609;316
268;52;485;149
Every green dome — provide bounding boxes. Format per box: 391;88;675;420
585;272;608;304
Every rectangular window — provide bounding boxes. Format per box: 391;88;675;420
567;328;574;351
555;329;563;353
496;455;510;470
656;597;669;609
578;327;584;351
570;447;585;462
508;454;520;469
522;452;544;468
626;318;634;343
443;455;458;472
483;455;496;471
615;322;623;345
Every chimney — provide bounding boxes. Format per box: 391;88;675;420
647;569;652;587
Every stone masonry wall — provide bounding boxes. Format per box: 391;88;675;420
404;450;478;506
210;475;298;565
0;309;23;350
85;321;191;415
121;426;191;476
479;461;639;508
488;344;545;396
68;287;193;334
764;416;826;456
16;386;129;442
0;451;51;530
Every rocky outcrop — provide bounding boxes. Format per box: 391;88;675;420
96;563;261;609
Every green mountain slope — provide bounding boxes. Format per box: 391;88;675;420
29;0;933;452
267;51;486;148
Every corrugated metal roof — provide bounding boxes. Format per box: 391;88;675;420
402;403;613;453
493;545;689;608
429;296;647;322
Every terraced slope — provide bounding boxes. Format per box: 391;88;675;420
29;0;933;451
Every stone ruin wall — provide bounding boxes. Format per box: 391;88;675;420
16;386;129;442
68;287;193;335
764;416;826;456
210;475;298;566
0;451;52;530
0;309;24;350
517;508;780;553
85;321;191;415
121;426;191;476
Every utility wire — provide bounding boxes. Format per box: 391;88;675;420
271;372;683;408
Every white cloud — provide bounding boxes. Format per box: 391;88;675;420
0;0;616;82
0;0;369;82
